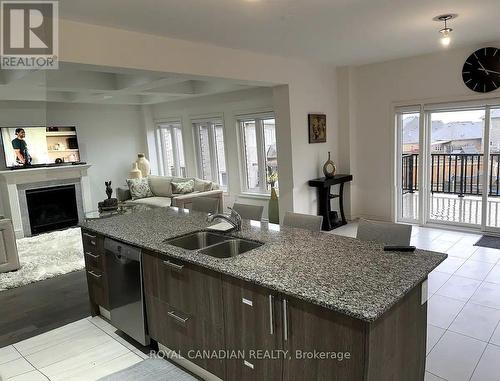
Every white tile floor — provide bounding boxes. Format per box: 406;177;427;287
0;316;148;381
2;222;500;380
334;222;500;381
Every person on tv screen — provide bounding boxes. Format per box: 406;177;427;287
12;128;31;166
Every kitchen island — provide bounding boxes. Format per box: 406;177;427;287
80;207;446;381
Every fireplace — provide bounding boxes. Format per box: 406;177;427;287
25;185;79;235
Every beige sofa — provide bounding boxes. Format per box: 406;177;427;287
0;216;20;273
117;175;224;212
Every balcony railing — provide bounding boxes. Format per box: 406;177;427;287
402;153;500;197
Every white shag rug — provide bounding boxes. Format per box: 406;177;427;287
0;227;84;291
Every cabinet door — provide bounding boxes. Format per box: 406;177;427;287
282;297;365;381
223;276;282;381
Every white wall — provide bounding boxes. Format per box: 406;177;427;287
46;103;146;207
0;101;146;215
149;87;274;214
59;19;339;217
339;40;500;221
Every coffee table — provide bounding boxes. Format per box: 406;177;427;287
85;203;152;220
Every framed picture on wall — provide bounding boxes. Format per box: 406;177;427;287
308;114;326;143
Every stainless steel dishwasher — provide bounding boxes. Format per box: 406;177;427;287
104;238;149;346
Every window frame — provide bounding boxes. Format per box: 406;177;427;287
155;120;186;177
238;113;277;194
192;117;228;190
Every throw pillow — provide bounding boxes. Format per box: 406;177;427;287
148;175;173;197
194;178;213;192
126;178;153;200
171;179;195;194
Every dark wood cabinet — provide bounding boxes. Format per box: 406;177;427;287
281;285;426;381
222;277;283;381
143;250;225;379
282;296;365;381
81;228;109;314
143;252;222;324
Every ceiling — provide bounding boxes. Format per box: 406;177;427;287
59;0;500;66
0;64;268;105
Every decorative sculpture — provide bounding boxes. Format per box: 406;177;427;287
105;181;113;199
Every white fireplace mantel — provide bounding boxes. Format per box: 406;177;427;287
0;164;92;237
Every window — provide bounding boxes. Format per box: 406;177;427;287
156;122;186;177
239;115;278;193
193;119;228;189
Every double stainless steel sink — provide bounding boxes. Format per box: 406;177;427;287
164;231;262;258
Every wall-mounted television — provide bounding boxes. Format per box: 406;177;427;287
1;126;81;168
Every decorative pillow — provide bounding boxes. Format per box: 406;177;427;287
126;178;153;200
171;179;195;194
194;178;213;192
148;175;172;197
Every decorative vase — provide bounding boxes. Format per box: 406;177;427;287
128;162;142;179
136;153;150;178
268;187;280;224
322;151;336;178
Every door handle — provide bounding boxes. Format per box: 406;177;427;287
85;252;100;260
88;270;102;279
283;298;288;341
168;310;189;325
163;260;184;272
269;294;274;335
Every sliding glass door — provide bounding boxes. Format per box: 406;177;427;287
396;109;421;223
485;107;500;232
396;101;500;232
427;109;485;227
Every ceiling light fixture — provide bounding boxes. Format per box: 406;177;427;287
433;14;457;47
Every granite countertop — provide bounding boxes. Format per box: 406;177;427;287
80;207;447;322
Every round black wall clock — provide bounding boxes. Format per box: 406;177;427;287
462;47;500;93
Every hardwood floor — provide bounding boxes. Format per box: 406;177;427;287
0;270;90;347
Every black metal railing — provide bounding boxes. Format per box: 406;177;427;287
402;154;419;194
402;153;500;197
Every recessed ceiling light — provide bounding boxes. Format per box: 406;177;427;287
433;14;458;48
103;95;113;99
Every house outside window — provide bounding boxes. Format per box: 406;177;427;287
193;118;228;190
156;121;186;177
238;114;278;194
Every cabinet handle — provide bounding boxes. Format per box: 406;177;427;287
88;270;102;279
168;310;189;324
163;260;184;272
85;252;100;260
283;298;288;341
269;294;274;335
83;233;97;245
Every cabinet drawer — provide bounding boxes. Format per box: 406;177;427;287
145;295;225;379
84;251;103;270
86;268;109;309
81;229;104;255
143;252;223;325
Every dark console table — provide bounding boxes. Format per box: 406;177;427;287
308;174;353;231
